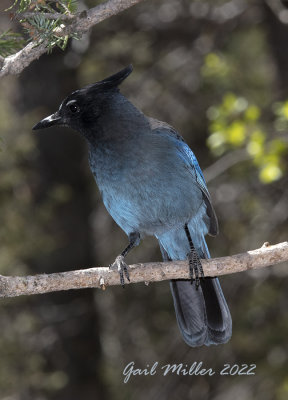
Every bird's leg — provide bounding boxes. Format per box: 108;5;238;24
110;232;140;287
184;224;204;289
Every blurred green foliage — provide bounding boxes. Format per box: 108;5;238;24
205;90;288;183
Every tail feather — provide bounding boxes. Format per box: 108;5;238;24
170;278;231;346
158;228;232;347
170;280;208;346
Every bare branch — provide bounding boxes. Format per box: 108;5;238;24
0;242;287;298
0;0;145;78
204;149;250;183
190;0;247;23
265;0;288;24
65;0;146;35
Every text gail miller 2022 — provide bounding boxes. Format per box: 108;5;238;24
123;361;256;382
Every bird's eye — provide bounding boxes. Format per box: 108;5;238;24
68;103;80;114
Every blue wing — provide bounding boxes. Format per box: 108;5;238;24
149;118;219;236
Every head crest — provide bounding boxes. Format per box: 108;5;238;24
79;65;133;95
98;64;133;88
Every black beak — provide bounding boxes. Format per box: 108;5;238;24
33;112;62;130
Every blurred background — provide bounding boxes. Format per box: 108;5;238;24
0;0;288;399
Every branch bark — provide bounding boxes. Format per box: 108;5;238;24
0;242;287;298
0;0;145;78
14;12;74;21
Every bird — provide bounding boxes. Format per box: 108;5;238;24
33;65;232;347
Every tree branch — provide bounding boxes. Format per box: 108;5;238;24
14;12;74;21
64;0;145;35
0;242;287;298
0;0;145;78
0;41;49;77
204;149;250;183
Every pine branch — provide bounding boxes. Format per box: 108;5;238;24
14;11;74;21
0;0;145;78
0;30;25;58
0;41;48;77
0;242;287;298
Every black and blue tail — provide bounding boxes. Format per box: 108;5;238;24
158;226;232;347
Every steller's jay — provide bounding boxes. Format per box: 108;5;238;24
33;65;232;347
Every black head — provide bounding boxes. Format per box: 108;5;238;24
32;65;133;133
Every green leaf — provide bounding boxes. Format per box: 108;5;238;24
207;131;226;150
245;105;261;121
259;163;282;184
269;138;288;155
279;101;288;120
226;120;246;146
201;52;229;79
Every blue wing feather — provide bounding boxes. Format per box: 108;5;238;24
149;117;218;236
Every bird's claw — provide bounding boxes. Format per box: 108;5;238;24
188;251;204;290
110;255;130;287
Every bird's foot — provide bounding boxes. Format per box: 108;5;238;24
187;250;204;290
110;255;130;287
